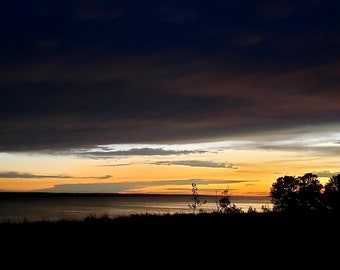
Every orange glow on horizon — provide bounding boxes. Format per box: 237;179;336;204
0;138;339;196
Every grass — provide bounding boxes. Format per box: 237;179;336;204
1;211;338;266
1;210;338;237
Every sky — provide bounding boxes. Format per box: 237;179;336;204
1;0;340;196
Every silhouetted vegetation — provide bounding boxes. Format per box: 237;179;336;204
2;211;338;265
215;188;230;212
214;188;244;213
323;173;340;213
188;182;206;213
270;172;340;214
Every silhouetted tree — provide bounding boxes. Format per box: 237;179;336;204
216;188;231;213
270;175;300;212
323;174;340;213
188;183;206;214
225;203;243;213
296;173;323;212
215;188;243;213
261;205;271;213
247;206;257;214
269;173;323;213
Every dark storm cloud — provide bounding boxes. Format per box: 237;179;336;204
1;0;340;151
0;171;111;179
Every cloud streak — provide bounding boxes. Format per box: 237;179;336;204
153;160;237;169
0;172;112;180
33;178;257;193
77;147;207;159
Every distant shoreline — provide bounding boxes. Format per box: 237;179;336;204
0;191;270;199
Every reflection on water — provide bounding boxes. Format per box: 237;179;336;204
0;193;273;223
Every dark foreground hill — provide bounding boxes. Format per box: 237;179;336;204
1;212;338;267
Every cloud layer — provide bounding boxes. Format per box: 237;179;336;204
1;1;340;151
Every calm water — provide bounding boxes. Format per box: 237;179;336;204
0;193;273;223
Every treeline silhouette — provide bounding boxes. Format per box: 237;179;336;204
270;172;340;214
189;172;340;215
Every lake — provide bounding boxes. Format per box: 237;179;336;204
0;192;273;223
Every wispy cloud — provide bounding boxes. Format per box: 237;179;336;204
312;171;340;178
0;171;112;180
215;134;340;157
153;160;237;169
98;162;134;167
78;148;207;159
32;178;258;193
